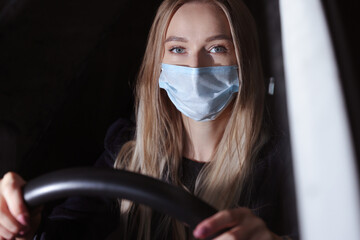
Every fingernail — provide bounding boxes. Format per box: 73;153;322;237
18;225;30;237
194;226;209;238
17;214;29;225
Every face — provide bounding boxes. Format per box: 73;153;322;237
163;2;237;68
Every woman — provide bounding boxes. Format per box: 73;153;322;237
0;0;297;239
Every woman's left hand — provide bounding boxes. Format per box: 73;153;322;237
193;207;282;240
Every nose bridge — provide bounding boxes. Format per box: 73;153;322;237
189;48;210;68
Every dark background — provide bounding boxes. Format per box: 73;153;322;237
0;0;358;181
0;0;163;179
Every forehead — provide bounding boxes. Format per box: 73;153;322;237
166;2;231;39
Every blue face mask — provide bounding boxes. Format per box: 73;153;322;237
159;63;240;121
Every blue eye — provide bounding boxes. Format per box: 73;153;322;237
210;46;227;53
170;47;185;54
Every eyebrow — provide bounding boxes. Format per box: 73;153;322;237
205;34;232;42
164;34;232;43
165;36;188;43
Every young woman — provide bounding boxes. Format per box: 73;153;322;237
0;0;297;239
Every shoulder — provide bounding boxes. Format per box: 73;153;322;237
255;131;291;174
94;118;135;168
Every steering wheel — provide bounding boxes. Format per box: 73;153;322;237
23;167;221;238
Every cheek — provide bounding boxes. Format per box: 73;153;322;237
212;53;237;66
227;49;238;65
162;52;185;64
227;44;238;65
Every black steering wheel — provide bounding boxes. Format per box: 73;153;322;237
23;167;221;238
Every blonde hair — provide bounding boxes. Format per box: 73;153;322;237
114;0;266;239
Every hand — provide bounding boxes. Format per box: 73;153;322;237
0;172;41;240
193;207;281;240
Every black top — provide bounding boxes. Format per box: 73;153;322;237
34;118;298;239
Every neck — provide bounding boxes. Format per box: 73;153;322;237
182;111;230;163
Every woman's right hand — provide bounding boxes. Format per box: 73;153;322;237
0;172;41;240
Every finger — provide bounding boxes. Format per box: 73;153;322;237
0;224;14;240
248;226;274;240
15;212;42;239
0;203;23;235
1;172;29;226
193;208;252;238
213;225;248;240
213;215;266;240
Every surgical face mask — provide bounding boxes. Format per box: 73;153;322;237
159;63;240;121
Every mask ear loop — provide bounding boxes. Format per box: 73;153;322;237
158;67;163;84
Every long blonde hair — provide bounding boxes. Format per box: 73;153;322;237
114;0;266;239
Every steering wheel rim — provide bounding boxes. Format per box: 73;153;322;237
23;167;218;231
